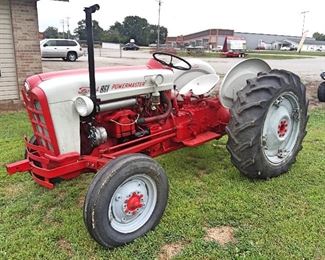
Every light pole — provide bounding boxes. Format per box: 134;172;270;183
156;0;162;50
66;17;70;39
301;11;309;36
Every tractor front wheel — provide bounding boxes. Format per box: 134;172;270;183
83;154;169;248
226;69;308;179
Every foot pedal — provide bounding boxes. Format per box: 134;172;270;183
182;131;221;147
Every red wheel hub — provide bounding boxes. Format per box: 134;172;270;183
278;120;288;137
125;192;143;214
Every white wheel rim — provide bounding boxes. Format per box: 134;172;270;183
108;174;157;234
262;92;301;165
69;53;75;60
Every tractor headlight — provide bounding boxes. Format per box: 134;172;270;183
74;96;94;117
24;81;30;92
153;74;164;85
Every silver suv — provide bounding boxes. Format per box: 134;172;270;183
40;39;84;62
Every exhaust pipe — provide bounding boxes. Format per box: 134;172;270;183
84;4;100;115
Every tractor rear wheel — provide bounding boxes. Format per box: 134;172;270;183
83;154;169;248
226;69;308;179
318;82;325;102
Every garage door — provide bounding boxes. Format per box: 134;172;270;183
0;0;19;100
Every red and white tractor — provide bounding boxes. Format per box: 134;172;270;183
6;5;308;248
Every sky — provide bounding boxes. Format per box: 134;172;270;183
38;0;325;38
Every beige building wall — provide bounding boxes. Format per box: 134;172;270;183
0;0;42;110
10;0;42;90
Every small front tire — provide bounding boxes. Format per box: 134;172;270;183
83;154;169;248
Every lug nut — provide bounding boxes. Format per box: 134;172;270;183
115;194;121;201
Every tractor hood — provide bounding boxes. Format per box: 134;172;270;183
36;61;174;104
24;60;174;155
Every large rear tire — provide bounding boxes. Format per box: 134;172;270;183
226;69;308;179
83;154;169;248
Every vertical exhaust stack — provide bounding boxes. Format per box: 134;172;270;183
84;4;100;114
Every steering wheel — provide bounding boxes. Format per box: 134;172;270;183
321;72;325;80
153;52;192;71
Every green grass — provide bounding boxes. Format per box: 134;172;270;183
177;50;325;60
248;50;325;57
0;109;324;259
244;53;309;60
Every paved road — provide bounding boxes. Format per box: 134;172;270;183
42;49;325;83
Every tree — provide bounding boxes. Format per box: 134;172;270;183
122;16;150;45
101;22;127;43
110;22;124;35
74;19;104;41
43;26;59;38
72;16;169;45
147;25;168;45
102;29;127;43
103;17;168;46
313;32;325;41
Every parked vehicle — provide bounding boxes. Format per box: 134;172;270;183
123;43;140;50
6;4;308;249
280;46;290;51
318;72;325;102
186;46;204;55
221;36;247;58
40;39;84;62
221;50;246;58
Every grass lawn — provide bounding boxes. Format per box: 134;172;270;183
247;50;325;57
177;50;325;60
0;109;324;259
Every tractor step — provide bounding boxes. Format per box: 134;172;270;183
182;131;221;147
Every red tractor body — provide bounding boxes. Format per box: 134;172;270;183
6;60;229;189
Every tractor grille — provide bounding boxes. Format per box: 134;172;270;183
30;101;53;152
22;88;58;155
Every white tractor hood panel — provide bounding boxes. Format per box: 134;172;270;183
38;68;174;104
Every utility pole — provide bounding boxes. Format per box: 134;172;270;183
301;11;309;36
66;17;70;39
156;0;162;50
60;19;65;38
